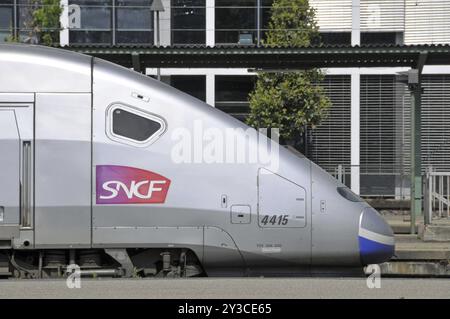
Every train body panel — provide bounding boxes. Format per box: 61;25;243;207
0;44;91;93
0;44;395;277
34;93;92;247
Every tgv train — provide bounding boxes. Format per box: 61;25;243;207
0;44;394;278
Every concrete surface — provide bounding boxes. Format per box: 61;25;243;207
394;234;450;260
378;234;450;276
380;261;450;277
0;278;449;299
420;220;450;242
385;215;418;234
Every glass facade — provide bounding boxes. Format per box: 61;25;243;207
69;0;153;45
361;32;403;45
215;75;255;120
215;0;256;45
1;0;50;43
169;75;206;102
319;32;351;45
171;0;205;45
116;0;153;44
0;0;13;42
215;0;273;45
69;0;112;44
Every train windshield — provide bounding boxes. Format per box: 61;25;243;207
337;187;363;202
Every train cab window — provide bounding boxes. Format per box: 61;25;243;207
107;104;166;147
337;187;363;202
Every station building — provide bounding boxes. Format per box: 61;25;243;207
1;0;450;198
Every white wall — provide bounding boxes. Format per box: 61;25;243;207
360;0;405;32
405;0;450;45
59;0;69;46
310;0;352;32
159;0;171;46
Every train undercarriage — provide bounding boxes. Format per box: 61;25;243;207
0;248;204;279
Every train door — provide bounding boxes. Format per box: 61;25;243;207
0;94;34;248
34;93;92;248
256;167;311;266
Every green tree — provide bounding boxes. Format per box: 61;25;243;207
6;0;62;46
246;0;331;146
32;0;63;45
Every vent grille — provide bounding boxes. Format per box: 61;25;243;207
405;0;450;44
360;75;397;174
309;0;352;31
422;75;450;172
309;75;351;173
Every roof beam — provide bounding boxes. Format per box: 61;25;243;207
62;45;450;69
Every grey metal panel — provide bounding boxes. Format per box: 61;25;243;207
0;225;19;240
258;168;306;228
203;226;245;273
0;44;91;93
0;110;20;225
311;162;367;266
0;93;34;103
91;58;315;269
230;205;251;224
93;226;204;261
12;229;34;249
34;93;91;247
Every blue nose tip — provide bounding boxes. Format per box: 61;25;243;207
358;208;395;265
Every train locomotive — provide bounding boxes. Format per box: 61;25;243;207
0;44;394;278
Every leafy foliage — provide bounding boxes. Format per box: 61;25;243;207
32;0;63;45
246;0;331;144
6;0;62;46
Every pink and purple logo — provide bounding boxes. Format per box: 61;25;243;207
96;165;171;204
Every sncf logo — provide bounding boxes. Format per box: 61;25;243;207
96;165;170;204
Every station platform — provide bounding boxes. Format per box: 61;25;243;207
379;234;450;277
384;215;418;234
373;214;450;276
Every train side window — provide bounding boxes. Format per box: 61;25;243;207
107;104;166;147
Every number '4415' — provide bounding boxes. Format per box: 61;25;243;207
261;214;289;226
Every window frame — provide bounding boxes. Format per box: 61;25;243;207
106;103;167;147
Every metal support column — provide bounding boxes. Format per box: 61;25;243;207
13;0;18;40
206;0;215;46
410;76;422;234
256;0;261;47
151;0;165;80
407;52;427;234
350;0;360;195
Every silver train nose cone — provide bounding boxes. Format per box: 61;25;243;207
358;207;395;265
